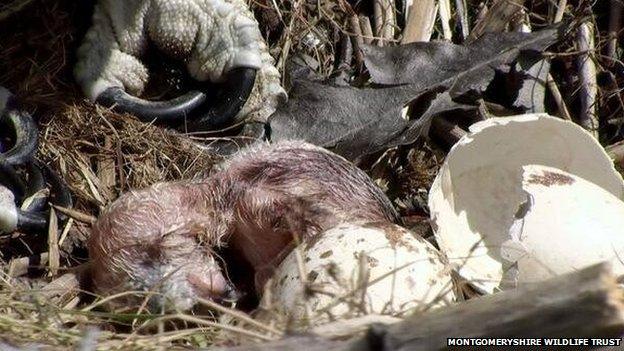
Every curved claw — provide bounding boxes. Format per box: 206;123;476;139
95;67;257;131
0;160;73;234
186;67;257;132
0;103;39;166
96;87;207;125
16;210;48;233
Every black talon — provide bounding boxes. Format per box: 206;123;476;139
96;87;208;125
0;161;73;234
186;67;257;132
0;103;39;166
16;209;48;232
0;87;73;234
95;67;257;132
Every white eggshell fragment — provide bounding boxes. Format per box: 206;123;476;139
428;114;624;293
500;165;624;287
263;223;454;324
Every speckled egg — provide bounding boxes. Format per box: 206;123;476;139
260;222;455;324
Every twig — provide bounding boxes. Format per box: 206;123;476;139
454;0;469;40
607;0;623;59
546;75;572;120
430;116;467;147
359;16;374;44
553;0;567;23
546;0;572;121
348;15;365;66
401;0;437;44
52;205;97;225
47;207;60;277
373;0;384;45
438;0;452;40
576;21;599;138
381;0;396;43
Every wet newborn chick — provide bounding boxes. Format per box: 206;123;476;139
89;140;399;311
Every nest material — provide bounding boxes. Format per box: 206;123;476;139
1;0;620;349
0;0;354;348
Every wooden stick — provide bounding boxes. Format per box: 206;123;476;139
607;0;623;59
359;16;374;44
546;0;572;121
348;15;365;66
47;207;60;277
553;0;567;23
430;116;467;147
373;0;384;45
576;21;599;138
454;0;469;40
381;0;396;43
546;74;572;120
401;0;437;44
438;0;452;40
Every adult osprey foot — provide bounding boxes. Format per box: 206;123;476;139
74;0;286;132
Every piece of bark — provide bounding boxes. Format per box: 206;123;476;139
380;263;624;350
7;253;49;277
401;0;436;44
467;0;526;43
212;263;624;351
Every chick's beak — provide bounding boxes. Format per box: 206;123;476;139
187;272;240;303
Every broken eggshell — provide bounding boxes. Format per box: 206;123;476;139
428;114;624;293
261;222;455;325
501;165;624;287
